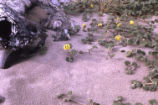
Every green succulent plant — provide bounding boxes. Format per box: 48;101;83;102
149;99;158;105
81;33;95;44
135;103;143;105
131;80;143;89
113;96;131;105
104;0;158;17
104;15;158;91
124;61;138;75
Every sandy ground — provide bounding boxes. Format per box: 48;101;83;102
0;14;158;105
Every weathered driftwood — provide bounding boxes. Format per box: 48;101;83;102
0;0;74;68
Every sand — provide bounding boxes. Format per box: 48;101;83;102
0;14;158;105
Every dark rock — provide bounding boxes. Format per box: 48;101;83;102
0;95;5;103
0;0;78;68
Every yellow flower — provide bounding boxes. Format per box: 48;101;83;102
117;17;120;21
129;20;135;25
98;23;103;27
90;4;94;8
115;35;122;41
82;24;86;29
117;23;122;27
63;44;72;50
116;17;120;24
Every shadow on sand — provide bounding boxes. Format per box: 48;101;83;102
4;47;46;69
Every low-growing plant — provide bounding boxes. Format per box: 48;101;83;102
63;44;78;63
81;33;95;44
131;80;143;89
88;45;98;54
124;60;138;75
63;0;98;21
87;19;105;32
99;39;116;59
65;49;78;63
149;99;158;105
57;91;84;104
113;97;158;105
103;0;158;17
69;25;81;35
104;15;157;48
57;91;73;102
89;99;100;105
113;96;131;105
135;103;143;105
126;50;135;57
57;91;100;105
64;0;158;18
103;15;158;91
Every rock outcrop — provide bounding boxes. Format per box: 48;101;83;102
0;0;75;68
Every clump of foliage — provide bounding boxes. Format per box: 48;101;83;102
57;91;100;105
135;103;143;105
63;44;78;63
131;80;143;89
64;0;158;17
113;96;131;105
89;99;100;105
104;15;158;57
87;19;98;31
63;0;97;15
126;50;135;57
124;49;158;91
81;33;95;44
66;49;78;63
69;25;81;35
63;1;86;15
87;19;104;32
149;99;158;105
57;91;73;102
104;15;157;48
63;0;158;22
98;39;115;58
98;40;115;49
124;60;138;75
89;21;97;31
102;15;158;91
65;48;85;63
88;45;98;54
104;0;158;17
113;96;158;105
141;69;158;91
